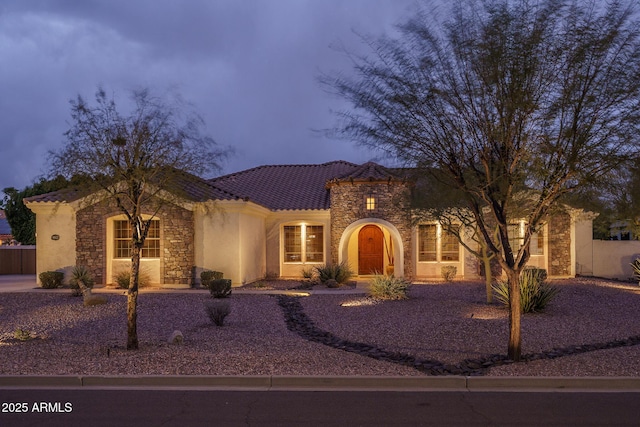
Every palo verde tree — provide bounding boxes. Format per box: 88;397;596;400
323;0;640;360
50;87;227;350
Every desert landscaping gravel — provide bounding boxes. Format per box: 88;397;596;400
0;277;639;377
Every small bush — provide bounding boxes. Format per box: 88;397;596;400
492;268;559;313
200;270;224;285
441;265;457;282
208;279;232;298
631;258;640;283
114;269;150;289
204;300;231;326
69;265;95;297
14;328;33;341
368;275;411;300
201;271;231;297
301;267;315;280
315;261;353;286
39;271;64;289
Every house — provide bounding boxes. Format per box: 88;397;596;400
0;210;14;245
24;161;595;287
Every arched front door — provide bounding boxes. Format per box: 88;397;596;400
358;225;383;275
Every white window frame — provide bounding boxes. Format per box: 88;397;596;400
283;223;325;264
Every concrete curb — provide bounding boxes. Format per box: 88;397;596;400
1;375;639;391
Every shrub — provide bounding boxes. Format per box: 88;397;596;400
631;258;640;284
39;271;64;289
315;261;354;286
208;279;232;298
200;270;224;285
204;300;231;326
301;267;315;280
441;265;457;282
114;269;150;289
492;268;558;313
368;275;411;300
14;328;33;341
69;265;95;297
201;271;232;297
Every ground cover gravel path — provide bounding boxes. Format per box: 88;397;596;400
0;278;639;377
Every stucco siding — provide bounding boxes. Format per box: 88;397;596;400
29;203;76;284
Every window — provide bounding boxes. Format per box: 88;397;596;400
305;225;324;262
284;224;324;263
365;196;377;211
419;224;459;262
114;219;160;259
418;225;437;261
441;229;460;261
508;221;544;255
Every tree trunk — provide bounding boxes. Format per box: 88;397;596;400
506;269;521;361
482;246;493;304
127;244;141;350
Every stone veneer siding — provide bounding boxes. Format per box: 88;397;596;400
547;211;572;277
329;181;413;277
76;198;194;285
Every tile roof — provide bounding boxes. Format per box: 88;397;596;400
24;169;243;205
23;161;406;211
329;161;405;184
210;161;360;210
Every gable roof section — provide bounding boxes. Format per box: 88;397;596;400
329;161;405;184
23;161;406;211
210;161;360;210
24;169;242;205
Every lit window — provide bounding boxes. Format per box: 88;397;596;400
419;224;460;262
418;225;437;261
366;196;377;211
508;221;544;255
114;220;160;259
441;229;460;261
284;224;324;263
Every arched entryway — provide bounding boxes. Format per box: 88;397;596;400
338;218;404;278
358;225;384;275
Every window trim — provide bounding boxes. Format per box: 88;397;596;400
283;223;325;264
418;223;460;263
112;218;161;259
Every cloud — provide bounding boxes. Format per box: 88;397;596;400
0;0;416;191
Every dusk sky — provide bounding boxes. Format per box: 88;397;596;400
0;0;423;192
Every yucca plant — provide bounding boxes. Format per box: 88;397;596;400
315;261;354;286
368;274;411;300
493;268;558;313
630;258;640;284
69;265;95;297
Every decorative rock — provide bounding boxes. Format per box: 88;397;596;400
169;330;184;345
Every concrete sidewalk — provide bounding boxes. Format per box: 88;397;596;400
0;274;369;295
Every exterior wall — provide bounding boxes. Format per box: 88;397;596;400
194;201;268;286
413;224;473;280
329;181;412;277
592;240;640;280
547;211;572;277
265;210;331;278
27;203;77;284
574;213;595;276
76;198;194;286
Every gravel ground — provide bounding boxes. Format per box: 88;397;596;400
0;277;639;377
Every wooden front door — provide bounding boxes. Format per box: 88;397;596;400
358;225;384;275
